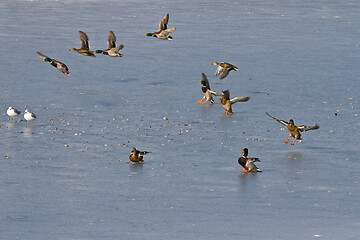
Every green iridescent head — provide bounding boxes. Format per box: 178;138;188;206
93;50;103;54
41;58;52;62
198;81;206;86
144;33;153;36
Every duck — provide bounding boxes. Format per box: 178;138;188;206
7;107;21;122
144;13;176;40
198;73;221;104
93;31;124;57
24;109;36;128
211;62;238;79
220;90;249;114
69;31;96;57
37;52;70;76
238;148;262;172
266;112;319;145
126;148;150;164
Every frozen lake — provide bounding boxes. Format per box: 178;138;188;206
1;0;359;239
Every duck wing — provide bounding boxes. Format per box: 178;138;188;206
158;13;169;32
108;45;124;54
266;112;289;127
230;96;250;104
215;65;224;76
297;124;320;132
36;51;49;60
79;31;90;50
219;67;230;79
107;31;116;50
201;73;211;89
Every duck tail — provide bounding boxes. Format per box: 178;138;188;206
257;169;262;172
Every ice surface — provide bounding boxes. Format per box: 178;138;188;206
0;0;359;239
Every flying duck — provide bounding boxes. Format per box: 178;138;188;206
69;31;96;57
211;62;238;79
37;52;69;76
93;31;124;57
198;73;221;104
266;112;319;145
220;90;249;114
144;14;176;40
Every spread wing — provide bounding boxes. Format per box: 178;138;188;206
107;31;116;49
266;112;289;127
219;68;230;79
158;14;169;32
201;73;210;89
247;157;260;163
230;96;250;104
222;90;230;100
139;151;150;156
215;66;224;76
108;45;124;54
79;31;90;50
297;124;320;132
36;51;49;60
209;90;221;96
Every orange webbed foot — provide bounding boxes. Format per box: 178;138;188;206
126;161;131;163
241;169;249;173
284;140;289;144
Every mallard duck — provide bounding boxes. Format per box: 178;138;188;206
69;31;96;57
144;14;176;40
238;148;262;172
266;112;319;145
24;109;36;128
220;90;249;114
37;52;69;76
7;107;21;122
211;62;238;79
126;148;150;164
93;31;124;57
198;73;221;104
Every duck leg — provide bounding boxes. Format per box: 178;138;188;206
291;138;297;146
200;99;208;104
284;136;291;144
126;160;131;163
241;169;249;173
197;97;205;104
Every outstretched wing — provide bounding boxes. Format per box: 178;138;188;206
247;157;260;163
297;124;320;132
79;31;90;50
266;112;289;127
36;51;49;60
201;73;210;89
139;151;150;156
108;45;124;54
209;90;221;96
107;31;117;49
157;28;175;38
215;66;224;76
158;13;169;31
230;96;250;104
222;90;230;100
219;68;230;79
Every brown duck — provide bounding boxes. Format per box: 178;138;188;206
126;148;150;164
211;62;238;79
220;90;249;114
69;31;96;57
266;112;319;145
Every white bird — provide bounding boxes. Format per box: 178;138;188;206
24;109;36;127
7;107;21;122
